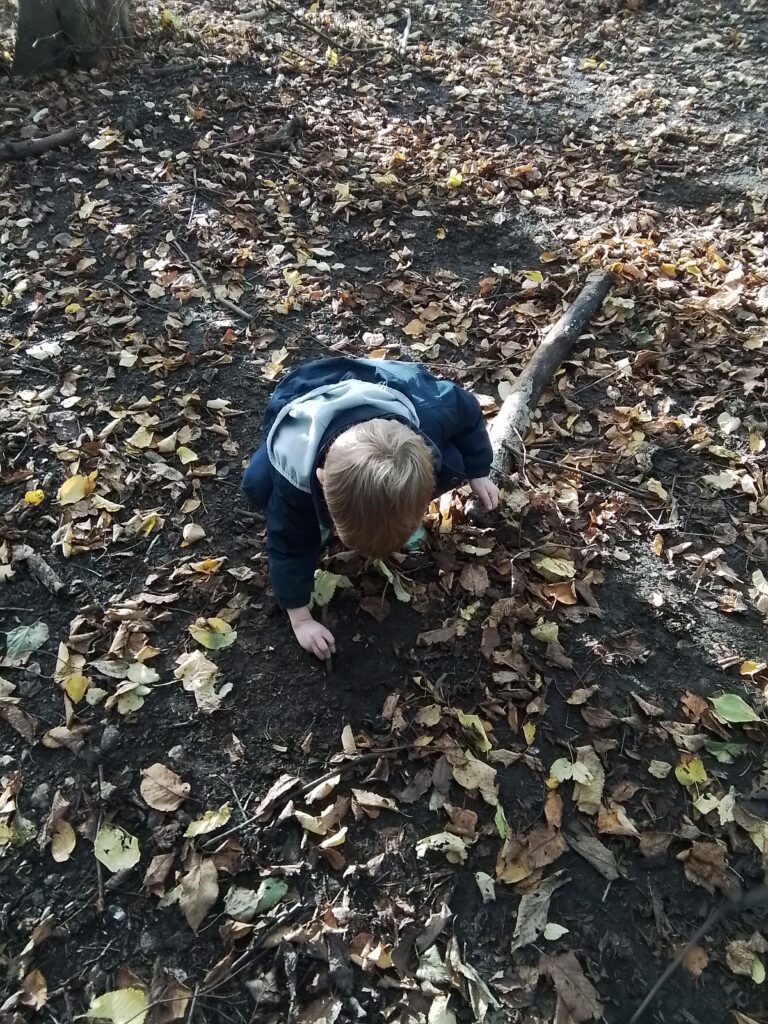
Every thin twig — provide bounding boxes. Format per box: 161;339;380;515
201;744;417;848
523;451;659;501
95;765;106;913
171;240;253;322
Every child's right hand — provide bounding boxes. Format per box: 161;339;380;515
288;608;336;661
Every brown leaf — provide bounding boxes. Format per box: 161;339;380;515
597;803;639;838
680;841;733;896
179;855;219;931
417;624;458;646
0;702;37;744
459;563;489;597
541;581;577;605
20;968;47;1010
564;833;619;880
254;773;300;822
527;825;567;868
581;706;619;730
573;746;604;815
140;763;190;812
638;832;672;859
359;595;391;623
496;833;532;884
511;871;568;952
143;852;176;895
445;805;478;838
541;950;602;1022
672;943;709;979
544;791;563;829
631;691;664;717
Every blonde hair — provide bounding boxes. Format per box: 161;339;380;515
323;419;434;557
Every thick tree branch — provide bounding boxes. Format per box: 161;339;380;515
490;270;613;478
0;127;83;162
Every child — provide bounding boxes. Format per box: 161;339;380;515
242;357;498;660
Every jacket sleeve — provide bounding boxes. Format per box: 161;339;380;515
445;383;493;479
265;481;322;609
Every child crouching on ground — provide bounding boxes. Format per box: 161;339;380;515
242;357;498;660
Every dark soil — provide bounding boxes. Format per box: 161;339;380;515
2;1;768;1023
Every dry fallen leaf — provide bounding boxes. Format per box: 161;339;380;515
140;763;190;812
179;855;219;931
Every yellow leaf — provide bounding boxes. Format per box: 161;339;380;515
188;617;237;650
191;558;224;575
184;803;231;837
523;270;544;284
86;987;148;1024
24;489;44;506
523;721;536;746
94;823;141;872
446;168;463;188
740;660;766;677
126;426;154;449
283;269;302;289
455;709;492;753
651;533;663;556
675;757;707;787
160;8;181;30
177;446;198;464
64;673;90;703
65;302;82;314
749;433;765;454
436;226;446;240
58;473;96;505
326;46;339;66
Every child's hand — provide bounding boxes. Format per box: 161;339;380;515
288;607;336;660
469;476;499;511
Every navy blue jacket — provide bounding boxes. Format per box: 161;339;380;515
248;357;493;609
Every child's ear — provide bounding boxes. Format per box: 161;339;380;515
316;467;325;485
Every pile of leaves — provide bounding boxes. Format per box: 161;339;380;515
1;0;768;1022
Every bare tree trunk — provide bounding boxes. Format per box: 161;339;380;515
13;0;131;75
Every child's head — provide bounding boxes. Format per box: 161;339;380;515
321;419;433;557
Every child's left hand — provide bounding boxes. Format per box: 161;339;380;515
469;477;499;511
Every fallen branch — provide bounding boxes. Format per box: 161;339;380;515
489;270;613;478
0;127;82;162
11;544;67;596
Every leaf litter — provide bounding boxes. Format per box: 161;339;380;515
2;0;768;1021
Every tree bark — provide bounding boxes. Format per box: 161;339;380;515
0;126;82;161
490;270;613;477
13;0;131;75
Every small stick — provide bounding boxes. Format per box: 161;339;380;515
95;765;106;913
171;240;253;322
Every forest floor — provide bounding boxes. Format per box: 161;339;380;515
1;1;768;1023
